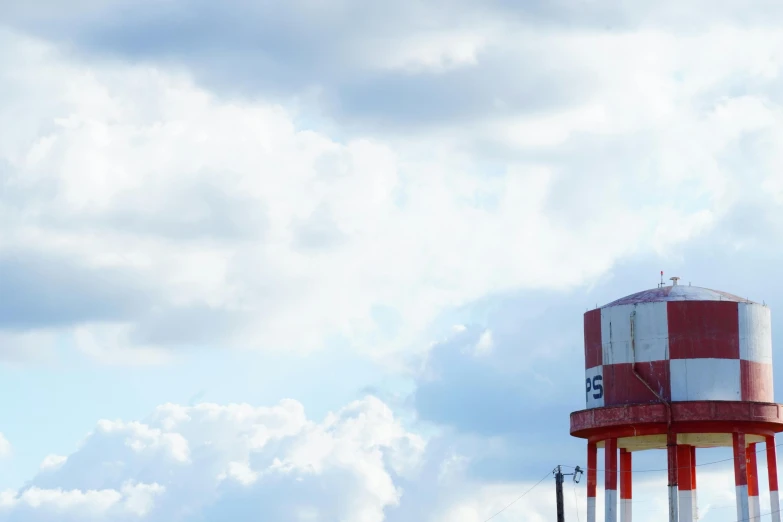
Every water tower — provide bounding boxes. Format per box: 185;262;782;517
570;278;783;522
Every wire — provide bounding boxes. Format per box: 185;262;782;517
481;471;551;522
562;439;783;474
486;442;783;521
732;507;781;522
573;480;581;522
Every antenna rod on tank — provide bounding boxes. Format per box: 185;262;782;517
660;270;664;288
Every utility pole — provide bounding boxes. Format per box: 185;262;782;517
555;466;565;522
554;465;583;522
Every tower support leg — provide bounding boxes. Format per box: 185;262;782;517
620;448;632;522
588;442;597;522
605;438;617;522
667;432;679;522
747;443;760;521
734;432;750;522
677;445;694;522
767;436;781;522
691;445;698;521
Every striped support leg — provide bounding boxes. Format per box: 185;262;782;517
620;448;632;522
588;442;597;522
668;432;678;522
691;445;698;521
747;443;760;521
767;436;781;522
606;438;617;522
678;445;694;522
735;432;750;522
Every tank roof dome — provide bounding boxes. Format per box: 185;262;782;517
602;285;757;308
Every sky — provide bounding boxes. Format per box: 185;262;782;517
2;1;783;520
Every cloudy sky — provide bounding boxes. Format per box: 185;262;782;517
2;1;783;520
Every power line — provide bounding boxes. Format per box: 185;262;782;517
561;440;783;474
487;466;782;520
732;507;780;522
481;471;551;522
573;480;581;522
483;441;783;520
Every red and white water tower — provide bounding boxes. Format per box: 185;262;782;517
570;278;783;522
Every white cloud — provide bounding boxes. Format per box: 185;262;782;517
0;481;165;520
93;419;190;463
0;396;425;521
217;461;258;486
371;30;487;73
39;455;67;471
474;330;493;356
3;12;783;370
0;394;766;522
0;27;731;364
